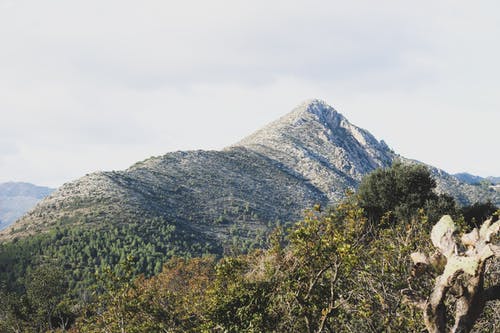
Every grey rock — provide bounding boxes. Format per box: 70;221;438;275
1;100;497;244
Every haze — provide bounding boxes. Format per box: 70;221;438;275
1;0;499;187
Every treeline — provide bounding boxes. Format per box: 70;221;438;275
0;216;221;295
0;163;499;332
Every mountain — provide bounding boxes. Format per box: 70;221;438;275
487;176;500;185
453;172;486;185
1;100;498;246
0;182;54;230
454;172;500;185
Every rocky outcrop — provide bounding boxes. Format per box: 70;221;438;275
234;99;394;201
1;100;497;243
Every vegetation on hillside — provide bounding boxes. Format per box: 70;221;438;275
0;217;221;295
0;163;498;332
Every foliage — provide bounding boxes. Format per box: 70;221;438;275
74;256;168;333
461;201;499;227
73;256;217;332
206;254;279;332
357;161;441;224
72;196;439;332
2;164;498;332
0;217;220;332
0;263;73;332
0;217;220;295
272;199;368;332
25;264;69;331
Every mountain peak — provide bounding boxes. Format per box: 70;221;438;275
234;99;345;149
2;100;498;246
233;100;394;201
297;98;336;114
299;99;345;129
267;99;343;130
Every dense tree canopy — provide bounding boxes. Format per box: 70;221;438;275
1;163;498;332
357;161;451;224
461;201;499;227
70;197;433;332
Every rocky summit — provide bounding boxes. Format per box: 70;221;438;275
1;100;498;244
235;99;394;202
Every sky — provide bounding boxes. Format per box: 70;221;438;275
0;0;499;188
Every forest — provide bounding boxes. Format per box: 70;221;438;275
0;163;499;332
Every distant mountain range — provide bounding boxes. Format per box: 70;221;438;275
453;173;500;185
0;182;54;230
1;100;497;246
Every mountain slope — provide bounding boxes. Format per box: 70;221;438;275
488;176;500;184
1;100;498;245
404;162;499;205
1;148;328;243
453;172;486;185
0;182;54;230
234;99;394;201
454;172;500;186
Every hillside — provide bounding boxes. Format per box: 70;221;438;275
488;176;500;184
1;100;498;246
454;172;500;185
0;182;54;230
419;165;499;205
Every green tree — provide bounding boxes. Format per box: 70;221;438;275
25;264;68;331
461;201;498;227
207;254;278;332
75;256;217;333
0;288;31;333
75;255;155;333
358;161;438;224
205;197;370;332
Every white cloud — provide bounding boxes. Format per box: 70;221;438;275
0;0;499;186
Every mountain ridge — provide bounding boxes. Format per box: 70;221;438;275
0;182;54;231
233;99;394;201
454;172;500;185
1;100;498;243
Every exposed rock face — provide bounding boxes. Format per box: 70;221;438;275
1;100;497;243
234;100;394;201
2;148;328;242
0;182;54;230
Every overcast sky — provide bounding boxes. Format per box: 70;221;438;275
1;0;499;187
